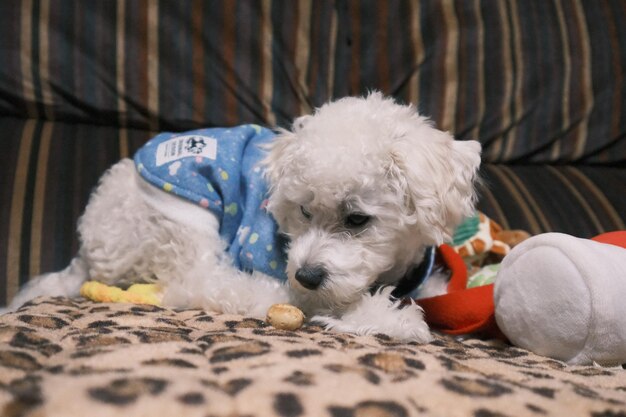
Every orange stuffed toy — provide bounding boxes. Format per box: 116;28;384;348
415;244;504;338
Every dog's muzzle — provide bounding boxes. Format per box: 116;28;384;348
295;265;328;290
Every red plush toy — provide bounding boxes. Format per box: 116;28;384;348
416;244;503;338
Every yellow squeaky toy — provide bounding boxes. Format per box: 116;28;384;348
80;281;163;306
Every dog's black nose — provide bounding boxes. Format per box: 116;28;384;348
295;265;328;290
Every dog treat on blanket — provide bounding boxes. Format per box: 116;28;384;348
80;281;163;306
266;304;305;330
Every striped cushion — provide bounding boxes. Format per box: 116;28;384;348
477;165;626;237
1;1;625;305
0;118;151;305
0;1;625;163
1;118;624;305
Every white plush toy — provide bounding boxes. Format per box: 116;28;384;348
418;230;626;366
494;231;626;366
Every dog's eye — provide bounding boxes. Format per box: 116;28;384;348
345;213;370;228
300;206;312;220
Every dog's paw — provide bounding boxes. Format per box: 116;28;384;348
311;288;432;343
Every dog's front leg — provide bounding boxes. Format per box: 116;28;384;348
161;258;291;319
311;287;432;343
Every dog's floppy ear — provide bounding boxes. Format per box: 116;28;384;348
389;130;481;245
262;128;297;189
263;115;311;188
262;120;309;230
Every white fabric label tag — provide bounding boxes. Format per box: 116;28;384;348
155;135;217;166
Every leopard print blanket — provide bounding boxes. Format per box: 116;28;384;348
1;298;625;417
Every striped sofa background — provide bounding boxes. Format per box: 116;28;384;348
1;1;624;305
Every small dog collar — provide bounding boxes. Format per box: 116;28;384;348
390;246;436;299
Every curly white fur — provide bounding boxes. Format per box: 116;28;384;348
7;92;481;343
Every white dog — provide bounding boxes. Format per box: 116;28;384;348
6;93;481;342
